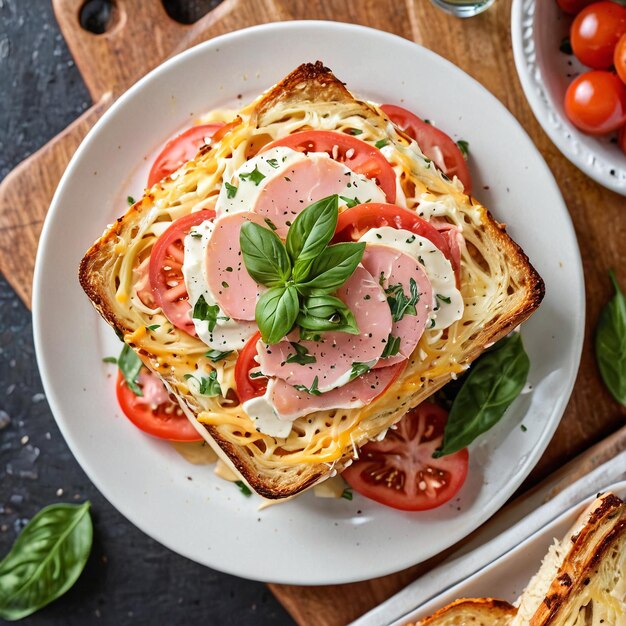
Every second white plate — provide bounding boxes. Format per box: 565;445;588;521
33;21;584;585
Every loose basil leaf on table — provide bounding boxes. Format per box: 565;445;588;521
434;332;530;457
595;271;626;405
118;343;143;396
0;502;93;621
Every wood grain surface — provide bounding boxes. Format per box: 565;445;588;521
1;0;624;625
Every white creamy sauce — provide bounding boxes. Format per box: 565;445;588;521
182;219;256;350
242;390;293;439
359;227;464;329
215;146;385;217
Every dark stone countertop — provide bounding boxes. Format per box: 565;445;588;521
0;2;294;624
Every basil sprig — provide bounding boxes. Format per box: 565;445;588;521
117;344;143;396
434;333;530;457
0;502;92;621
240;195;364;344
595;271;626;405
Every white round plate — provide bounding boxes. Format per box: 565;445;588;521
33;21;584;585
512;0;626;195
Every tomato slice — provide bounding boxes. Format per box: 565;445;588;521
332;203;458;273
149;210;215;334
381;104;473;194
235;332;267;403
564;71;626;134
148;123;225;187
116;370;201;441
342;402;469;511
261;130;397;203
571;1;626;70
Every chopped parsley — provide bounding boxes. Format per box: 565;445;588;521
339;196;360;209
266;158;279;168
385;278;420;322
350;361;375;381
456;139;469;159
436;293;452;304
405;235;416;244
264;217;278;231
347;129;363;136
205;349;233;362
240;166;265;185
235;480;252;496
293;376;321;396
190;231;202;238
341;488;353;500
193;295;220;331
184;371;221;396
224;181;238;198
249;371;266;379
147;324;160;331
102;356;117;364
375;139;389;149
381;334;401;359
127;195;135;206
286;342;317;365
520;424;528;432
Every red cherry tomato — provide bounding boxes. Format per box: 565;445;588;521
261;130;397;203
148;123;225;187
556;0;596;15
116;370;201;441
343;402;469;511
381;104;473;194
564;71;626;134
332;203;458;273
235;332;267;403
618;124;626;154
571;1;626;69
149;210;215;334
615;33;626;83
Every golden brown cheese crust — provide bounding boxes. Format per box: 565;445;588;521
79;62;545;499
414;598;516;625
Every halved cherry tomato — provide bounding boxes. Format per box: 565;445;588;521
148;123;225;187
332;203;459;273
571;1;626;69
261;130;397;203
564;70;626;134
556;0;595;15
615;33;626;84
116;370;201;441
235;332;267;403
149;210;215;334
381;104;473;194
343;402;469;511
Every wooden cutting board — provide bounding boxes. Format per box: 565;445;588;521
1;1;624;624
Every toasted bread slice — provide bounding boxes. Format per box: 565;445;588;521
79;62;544;498
412;598;516;625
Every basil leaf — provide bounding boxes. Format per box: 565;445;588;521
434;333;530;457
239;166;265;185
375;139;389;149
224;182;238;198
286;342;317;365
256;286;299;344
381;334;401;358
0;502;92;621
240;222;291;287
456;140;469;159
193;295;220;331
595;271;626;405
293;376;321;396
205;349;233;362
287;195;338;280
297;295;359;334
118;344;143;396
184;371;221;396
350;360;375;380
297;242;365;295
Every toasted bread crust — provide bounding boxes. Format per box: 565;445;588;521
79;62;545;499
415;598;516;625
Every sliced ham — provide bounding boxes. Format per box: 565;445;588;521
257;265;392;392
253;153;385;237
360;244;433;367
205;212;266;321
267;363;401;420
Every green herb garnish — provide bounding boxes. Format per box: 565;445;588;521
456;139;469;159
286;342;317;365
224;181;238;198
381;334;401;359
205;349;233;362
240;166;265;186
293;376;321;396
375;139;389;149
235;481;252;497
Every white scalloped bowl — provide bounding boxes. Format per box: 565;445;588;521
512;0;626;195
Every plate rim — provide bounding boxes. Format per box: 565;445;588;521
511;0;626;196
33;19;585;585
